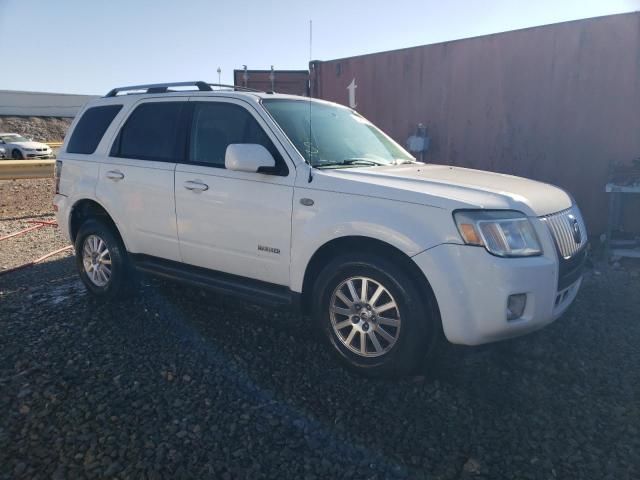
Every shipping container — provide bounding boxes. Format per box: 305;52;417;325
233;69;309;96
311;12;640;234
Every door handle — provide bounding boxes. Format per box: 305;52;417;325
184;180;209;192
105;170;124;181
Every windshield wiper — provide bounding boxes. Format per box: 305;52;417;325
316;158;388;168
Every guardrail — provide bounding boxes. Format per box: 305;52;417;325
46;142;63;148
0;160;55;180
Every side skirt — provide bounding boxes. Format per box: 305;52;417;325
131;254;301;310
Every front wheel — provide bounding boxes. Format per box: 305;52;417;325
12;149;23;160
75;219;137;300
312;253;436;377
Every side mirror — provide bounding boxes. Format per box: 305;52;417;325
225;144;276;173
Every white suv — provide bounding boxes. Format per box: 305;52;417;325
54;81;587;377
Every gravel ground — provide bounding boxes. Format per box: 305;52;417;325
0;218;69;272
0;179;71;274
0;178;57;220
1;185;639;479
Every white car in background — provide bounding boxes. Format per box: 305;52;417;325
0;133;52;159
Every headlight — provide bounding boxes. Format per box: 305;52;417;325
23;148;35;151
454;210;542;257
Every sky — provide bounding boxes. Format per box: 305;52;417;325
0;0;638;95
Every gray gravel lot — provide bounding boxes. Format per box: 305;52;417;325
1;180;639;480
0;178;57;220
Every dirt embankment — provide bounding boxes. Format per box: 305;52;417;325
0;116;72;143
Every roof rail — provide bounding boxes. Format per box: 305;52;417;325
104;81;264;97
210;84;264;93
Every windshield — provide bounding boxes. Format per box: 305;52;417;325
0;134;28;143
262;99;414;168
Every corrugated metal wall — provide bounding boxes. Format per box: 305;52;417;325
311;13;640;234
0;90;97;117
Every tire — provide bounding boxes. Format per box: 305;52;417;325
12;149;23;160
74;218;137;300
312;253;435;377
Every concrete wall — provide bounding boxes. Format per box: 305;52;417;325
0;90;98;117
311;12;640;234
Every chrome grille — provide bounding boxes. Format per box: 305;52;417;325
540;206;587;259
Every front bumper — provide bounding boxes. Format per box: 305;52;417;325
24;152;52;159
413;243;583;345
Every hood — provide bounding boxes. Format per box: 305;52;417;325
314;163;572;216
11;140;50;149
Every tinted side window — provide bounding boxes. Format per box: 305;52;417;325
67;105;122;154
112;102;183;161
189;102;285;173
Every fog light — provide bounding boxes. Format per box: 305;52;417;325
507;294;527;321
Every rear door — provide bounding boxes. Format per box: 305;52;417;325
174;98;295;286
96;98;187;261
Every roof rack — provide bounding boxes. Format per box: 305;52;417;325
104;81;263;97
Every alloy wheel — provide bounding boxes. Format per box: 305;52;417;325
329;276;401;357
82;234;112;287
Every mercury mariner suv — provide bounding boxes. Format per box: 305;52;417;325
54;81;588;377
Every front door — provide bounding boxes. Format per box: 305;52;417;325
174;98;295;286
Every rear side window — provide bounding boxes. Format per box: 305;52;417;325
67;105;122;154
189;102;286;173
111;102;183;161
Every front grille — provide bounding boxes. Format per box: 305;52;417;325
540;206;587;259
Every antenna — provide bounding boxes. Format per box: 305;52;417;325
307;19;314;183
309;19;313;64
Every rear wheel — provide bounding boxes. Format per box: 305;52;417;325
75;219;137;300
12;149;23;160
312;253;435;377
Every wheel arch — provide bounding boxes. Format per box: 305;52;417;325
300;236;441;325
69;198;126;248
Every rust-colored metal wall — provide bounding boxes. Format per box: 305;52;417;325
311;13;640;234
233;70;309;96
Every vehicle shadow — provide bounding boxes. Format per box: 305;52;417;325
2;258;633;478
0;254;76;293
1;256;590;411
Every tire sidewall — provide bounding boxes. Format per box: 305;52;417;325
313;254;430;376
74;219;130;299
